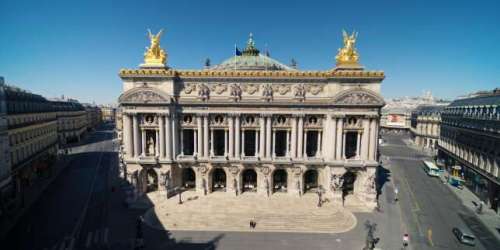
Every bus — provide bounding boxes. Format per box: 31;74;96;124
423;160;441;177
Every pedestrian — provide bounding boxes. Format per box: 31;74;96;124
403;233;409;248
394;187;399;202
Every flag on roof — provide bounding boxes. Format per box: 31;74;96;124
235;44;242;56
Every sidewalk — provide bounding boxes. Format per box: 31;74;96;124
439;171;500;242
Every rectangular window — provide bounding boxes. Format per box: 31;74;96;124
182;129;194;155
306;131;319;157
244;130;256;156
345;131;358;159
213;129;225;156
275;130;287;157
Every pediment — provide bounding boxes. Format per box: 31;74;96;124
332;88;385;106
119;87;171;105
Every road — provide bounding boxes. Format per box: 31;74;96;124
3;123;117;250
380;133;499;250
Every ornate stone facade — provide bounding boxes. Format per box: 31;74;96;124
410;105;446;153
118;32;385;209
438;89;500;213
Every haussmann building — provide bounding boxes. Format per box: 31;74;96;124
118;30;385;209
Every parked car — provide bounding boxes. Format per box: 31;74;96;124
452;227;476;246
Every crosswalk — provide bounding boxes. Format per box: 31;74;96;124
44;237;74;250
44;228;109;250
84;227;109;248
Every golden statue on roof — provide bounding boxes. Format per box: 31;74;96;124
335;30;360;67
142;29;167;67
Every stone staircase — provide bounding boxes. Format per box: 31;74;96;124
143;191;358;233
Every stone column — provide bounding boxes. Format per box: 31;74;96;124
297;115;304;158
159;115;165;158
286;130;290;157
224;129;228;156
291;116;297;158
356;132;361;159
141;130;146;156
330;116;337;160
210;129;214;156
197;116;203;157
361;118;370;160
369;117;377;161
171;114;178;158
228;115;234;158
303;130;308;157
123;114;134;158
254;130;259;156
133;114;140;158
203;115;209;158
194;130;198;156
259;116;266;158
235;115;240;158
266;115;272;158
272;129;276;158
155;129;160;157
335;117;343;160
241;130;246;156
165;114;172;160
316;131;322;157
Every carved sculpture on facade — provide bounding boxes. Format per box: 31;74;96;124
183;83;196;94
147;137;155;156
305;84;324;95
293;84;306;101
123;89;168;104
337;92;379;105
198;165;208;175
210;83;228;95
260;166;270;176
330;174;344;192
229;166;240;176
365;173;376;194
229;84;242;101
241;83;259;95
335;30;359;67
262;84;273;102
198;84;210;101
143;29;167;67
272;84;291;95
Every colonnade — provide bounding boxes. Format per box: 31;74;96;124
122;112;380;162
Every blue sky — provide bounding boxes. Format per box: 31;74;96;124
1;0;499;104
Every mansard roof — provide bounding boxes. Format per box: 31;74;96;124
210;54;296;71
449;90;500;107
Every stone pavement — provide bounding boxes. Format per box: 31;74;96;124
142;191;360;234
439;171;500;243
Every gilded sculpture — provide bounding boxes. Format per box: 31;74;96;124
142;29;167;67
335;30;360;67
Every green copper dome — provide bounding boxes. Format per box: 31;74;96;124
211;33;296;71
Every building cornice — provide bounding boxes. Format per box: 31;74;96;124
118;68;385;80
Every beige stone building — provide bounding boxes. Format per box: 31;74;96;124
83;103;102;131
118;31;385;208
101;105;116;122
0;82;58;212
50;100;88;145
410;105;446;152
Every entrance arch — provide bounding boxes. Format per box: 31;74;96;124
182;168;196;190
273;169;287;192
303;169;318;193
242;169;257;192
211;168;227;191
342;171;357;196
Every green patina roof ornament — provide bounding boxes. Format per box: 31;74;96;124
242;33;260;56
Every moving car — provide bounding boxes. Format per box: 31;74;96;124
452;227;476;246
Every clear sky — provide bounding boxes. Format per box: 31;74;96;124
1;0;499;104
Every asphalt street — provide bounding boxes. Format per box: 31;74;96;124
380;133;500;250
2;123;116;250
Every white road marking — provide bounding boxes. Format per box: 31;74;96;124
94;228;100;244
85;231;93;248
103;227;109;244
